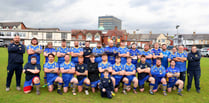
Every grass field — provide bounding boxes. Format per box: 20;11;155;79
0;48;208;103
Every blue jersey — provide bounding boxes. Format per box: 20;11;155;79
60;62;75;78
27;45;42;64
104;46;118;64
56;47;70;64
141;50;153;65
169;52;177;60
175;52;187;72
166;66;180;82
151;48;162;65
129;49;141;64
44;48;56;63
151;65;166;78
124;63;136;78
112;63;124;78
98;62;112;77
44;62;59;78
118;47;129;64
92;47;104;63
162;50;171;69
71;47;83;64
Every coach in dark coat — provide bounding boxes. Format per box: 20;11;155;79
187;46;201;93
6;35;25;91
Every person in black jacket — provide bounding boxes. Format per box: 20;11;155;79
83;41;92;64
6;35;25;91
187;46;201;93
99;69;114;99
87;54;100;93
23;56;41;95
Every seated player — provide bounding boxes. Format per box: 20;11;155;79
99;70;114;99
44;53;63;95
123;57;138;94
112;56;125;93
60;54;78;95
23;56;41;95
98;53;116;88
87;54;100;93
137;55;155;95
75;56;91;95
151;58;167;96
166;60;184;96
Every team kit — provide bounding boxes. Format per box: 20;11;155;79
21;38;189;98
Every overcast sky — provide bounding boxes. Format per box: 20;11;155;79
0;0;208;35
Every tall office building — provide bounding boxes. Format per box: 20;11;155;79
98;16;121;30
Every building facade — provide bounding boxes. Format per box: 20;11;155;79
98;16;122;30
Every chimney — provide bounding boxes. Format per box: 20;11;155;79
149;31;152;35
114;26;118;30
133;31;136;34
193;32;196;35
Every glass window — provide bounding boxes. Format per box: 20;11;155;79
78;35;82;40
86;33;92;40
61;33;67;39
46;32;52;39
94;33;100;41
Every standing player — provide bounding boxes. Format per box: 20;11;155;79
99;70;114;99
151;59;167;96
75;56;90;95
168;47;177;62
161;44;171;69
123;57;138;94
57;39;70;68
71;41;84;64
27;38;42;64
129;43;141;67
112;56;125;93
83;41;92;64
44;53;63;95
141;44;153;66
118;40;130;65
137;55;155;95
60;54;78;95
87;54;100;93
92;41;104;63
23;56;41;95
98;53;116;87
104;40;118;65
166;60;184;96
42;42;56;87
173;45;187;86
151;43;163;65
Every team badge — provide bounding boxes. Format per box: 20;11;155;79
82;66;84;69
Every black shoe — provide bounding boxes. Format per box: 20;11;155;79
57;90;63;95
187;88;190;92
149;90;154;95
177;92;183;96
196;89;200;93
53;84;58;90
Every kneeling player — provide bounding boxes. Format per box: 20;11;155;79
166;60;184;96
123;57;138;94
100;70;114;99
151;58;167;96
44;53;63;95
87;54;100;93
23;56;41;95
112;56;125;93
75;56;90;95
137;55;155;95
60;54;78;95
